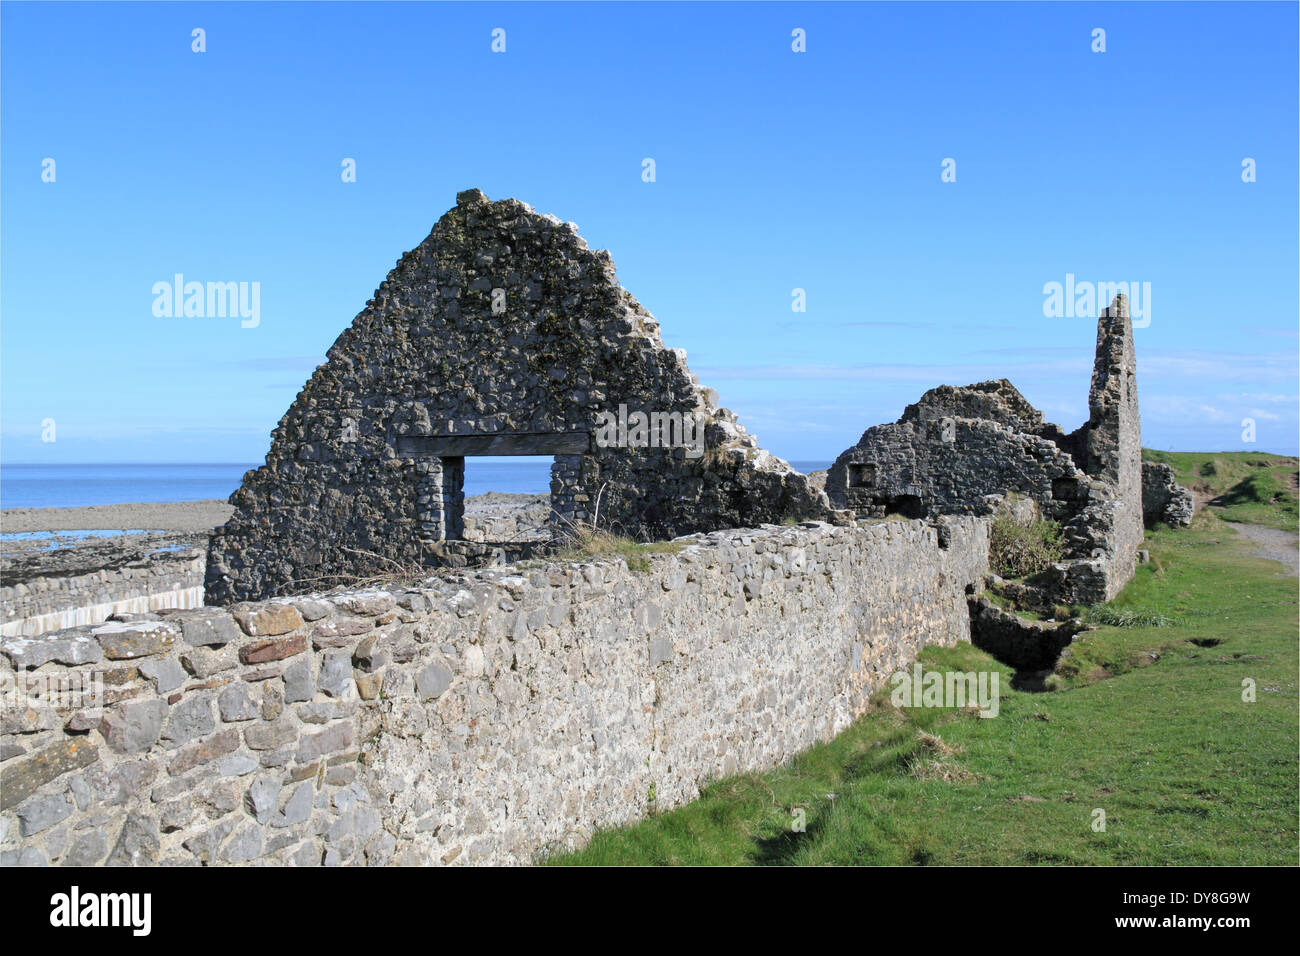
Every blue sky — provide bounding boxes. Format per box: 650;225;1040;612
2;0;1296;466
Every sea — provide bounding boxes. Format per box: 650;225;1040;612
1;460;834;511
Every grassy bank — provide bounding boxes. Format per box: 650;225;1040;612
550;457;1298;866
1144;449;1298;532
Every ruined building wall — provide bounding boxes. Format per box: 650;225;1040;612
1078;296;1146;597
901;379;1090;466
903;380;1050;434
825;414;1092;522
206;190;828;605
1036;296;1148;604
826;294;1183;605
1141;462;1195;528
3;517;988;866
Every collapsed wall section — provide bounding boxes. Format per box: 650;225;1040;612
1141;462;1195;528
2;516;988;866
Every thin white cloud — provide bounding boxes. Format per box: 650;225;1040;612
1140;350;1297;382
1215;392;1298;405
695;348;1297;388
1141;394;1295;427
694;358;1089;384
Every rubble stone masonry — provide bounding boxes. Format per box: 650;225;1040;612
827;294;1189;605
3;517;987;865
206;190;830;604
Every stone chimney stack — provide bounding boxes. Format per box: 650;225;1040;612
1087;293;1140;484
1084;292;1144;589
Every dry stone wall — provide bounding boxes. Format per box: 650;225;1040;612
2;516;988;866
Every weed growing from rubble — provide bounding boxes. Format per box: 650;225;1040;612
550;525;683;572
989;512;1065;578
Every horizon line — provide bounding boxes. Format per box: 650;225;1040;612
2;448;1297;468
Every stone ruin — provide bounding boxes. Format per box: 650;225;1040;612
206;190;829;604
208;190;1192;610
827;294;1193;606
2;195;1205;867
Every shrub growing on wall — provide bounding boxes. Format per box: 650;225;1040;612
989;512;1064;578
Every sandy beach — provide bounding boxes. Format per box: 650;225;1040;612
0;499;235;534
0;493;553;538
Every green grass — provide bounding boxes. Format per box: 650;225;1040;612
1143;449;1298;532
550;505;1298;866
1080;605;1178;629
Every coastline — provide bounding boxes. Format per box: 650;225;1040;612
0;499;235;534
0;491;555;541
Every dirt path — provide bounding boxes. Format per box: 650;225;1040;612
1230;522;1299;576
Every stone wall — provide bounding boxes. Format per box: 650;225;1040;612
968;597;1088;672
206;189;830;604
2;516;988;866
2;548;206;639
